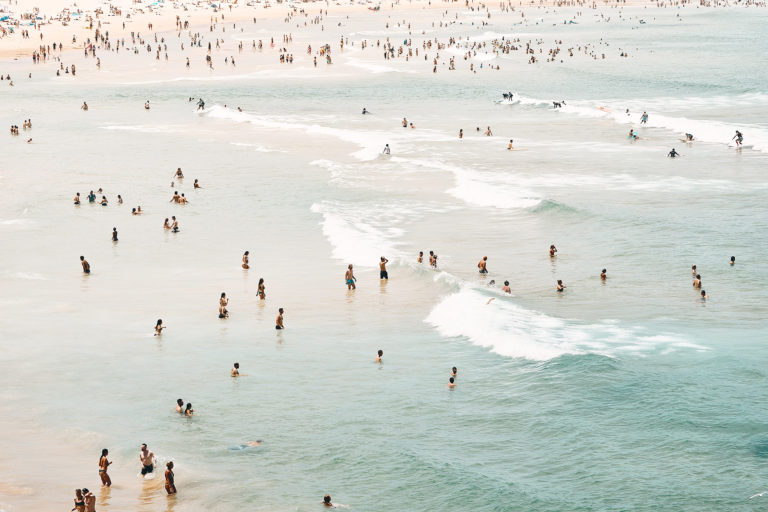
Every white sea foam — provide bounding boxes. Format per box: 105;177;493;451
229;142;283;152
425;287;706;361
102;124;178;133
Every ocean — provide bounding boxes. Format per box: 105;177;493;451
1;4;767;510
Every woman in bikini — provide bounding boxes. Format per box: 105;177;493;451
98;449;112;486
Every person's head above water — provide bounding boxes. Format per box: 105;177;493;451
323;494;332;504
234;362;239;369
177;398;183;406
377;349;383;357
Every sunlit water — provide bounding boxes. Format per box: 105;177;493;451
1;5;767;511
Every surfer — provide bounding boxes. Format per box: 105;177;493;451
685;133;694;142
668;148;680;158
733;130;743;146
640;111;648;124
693;274;702;288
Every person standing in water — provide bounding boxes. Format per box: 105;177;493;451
501;280;511;293
275;308;284;330
478;256;488;274
112;227;118;242
375;349;383;363
417;251;423;263
232;362;247;377
154;319;165;336
733;130;743;146
242;251;250;269
74;192;81;205
382;144;390;155
730;256;736;266
668;148;680;158
164;461;177;494
345;264;356;290
175;399;184;413
549;245;558;257
82;489;95;512
80;256;90;274
139;444;155;476
600;269;607;280
693;274;702;288
640;111;648;124
379;257;389;280
219;293;229;318
258;278;266;300
556;280;565;292
323;494;334;507
98;449;112;486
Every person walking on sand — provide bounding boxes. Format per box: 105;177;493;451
98;449;112;486
165;461;177;494
345;264;356;290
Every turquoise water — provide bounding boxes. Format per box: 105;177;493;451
1;5;767;511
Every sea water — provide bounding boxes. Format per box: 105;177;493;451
1;5;767;511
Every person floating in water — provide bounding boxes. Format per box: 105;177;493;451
733;130;743;146
668;148;680;158
730;256;735;266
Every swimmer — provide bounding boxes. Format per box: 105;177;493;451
417;251;423;263
171;216;179;233
242;251;250;269
175;167;184;179
219;293;229;318
232;362;247;377
402;117;408;128
459;128;463;139
72;489;84;512
362;107;368;114
730;256;735;266
112;227;118;242
478;256;488;274
733;130;743;146
154;319;165;336
600;268;607;280
164;461;176;495
485;126;493;136
179;193;188;205
668;148;680;158
382;144;390;155
379;256;389;280
170;191;180;203
450;367;457;378
144;100;150;110
556;280;565;292
275;307;284;330
80;256;90;274
691;265;697;275
185;403;194;416
693;274;702;288
375;349;383;363
175;399;184;413
448;377;456;388
98;449;112;487
139;444;155;476
258;278;266;300
81;102;88;111
501;280;511;293
323;494;334;507
163;218;170;229
117;194;123;204
345;264;356;290
507;139;514;150
700;290;708;300
194;179;200;189
549;245;558;257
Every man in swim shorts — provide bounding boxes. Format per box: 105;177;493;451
379;257;389;279
345;264;356;290
275;308;284;329
478;256;488;274
139;444;155;475
80;256;90;274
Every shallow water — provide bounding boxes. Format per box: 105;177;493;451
1;4;767;511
